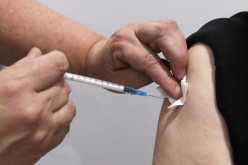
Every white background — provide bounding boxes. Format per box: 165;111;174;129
36;1;247;164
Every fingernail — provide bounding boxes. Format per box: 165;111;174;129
175;85;182;98
177;69;186;80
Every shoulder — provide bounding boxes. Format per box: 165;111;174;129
187;11;248;47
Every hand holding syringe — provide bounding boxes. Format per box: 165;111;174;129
0;65;163;99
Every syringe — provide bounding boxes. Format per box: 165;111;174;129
0;64;163;99
64;73;163;99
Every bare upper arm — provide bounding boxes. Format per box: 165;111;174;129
152;43;233;165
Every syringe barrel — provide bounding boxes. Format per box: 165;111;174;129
64;73;125;93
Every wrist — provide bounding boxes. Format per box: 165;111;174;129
85;39;107;78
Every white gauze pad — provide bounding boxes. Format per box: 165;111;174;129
157;76;188;110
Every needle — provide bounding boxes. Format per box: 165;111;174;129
148;94;164;99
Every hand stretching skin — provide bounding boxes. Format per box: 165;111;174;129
0;48;76;165
0;0;187;99
86;21;187;98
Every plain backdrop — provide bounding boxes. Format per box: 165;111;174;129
36;1;248;164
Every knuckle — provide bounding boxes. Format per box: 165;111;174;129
143;53;160;69
109;29;129;59
1;80;27;98
163;73;175;84
163;20;178;30
111;30;124;42
21;103;42;124
155;20;178;37
170;48;188;62
109;26;136;59
57;100;76;125
31;130;47;147
111;27;131;42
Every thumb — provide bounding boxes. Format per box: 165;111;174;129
26;47;43;59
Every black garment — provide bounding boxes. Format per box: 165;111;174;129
187;12;248;165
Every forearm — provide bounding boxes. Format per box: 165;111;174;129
0;0;104;74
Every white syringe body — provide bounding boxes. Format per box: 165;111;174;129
64;73;125;93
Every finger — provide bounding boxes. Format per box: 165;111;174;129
140;52;182;98
28;51;69;92
38;79;71;112
53;100;76;128
37;123;71;153
26;47;43;59
157;31;188;80
49;124;71;151
121;41;182;98
133;20;188;80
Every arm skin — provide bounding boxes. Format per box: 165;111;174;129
0;0;188;98
0;0;104;74
152;44;233;165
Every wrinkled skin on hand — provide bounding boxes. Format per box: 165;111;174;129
0;48;76;165
86;20;188;99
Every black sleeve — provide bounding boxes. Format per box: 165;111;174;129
187;12;248;165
